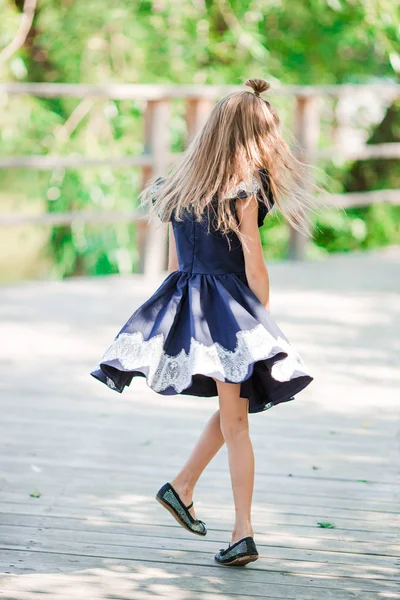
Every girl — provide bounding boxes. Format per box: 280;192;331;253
91;78;313;567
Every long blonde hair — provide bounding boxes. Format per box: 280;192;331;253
140;78;314;237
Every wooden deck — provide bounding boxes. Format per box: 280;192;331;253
0;249;399;600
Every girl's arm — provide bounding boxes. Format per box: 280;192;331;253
167;222;179;272
236;196;270;311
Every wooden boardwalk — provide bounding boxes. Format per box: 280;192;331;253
0;249;399;600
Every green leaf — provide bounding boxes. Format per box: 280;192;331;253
317;521;335;529
357;479;369;483
29;489;41;498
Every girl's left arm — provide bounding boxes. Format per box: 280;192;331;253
167;222;179;273
236;196;270;312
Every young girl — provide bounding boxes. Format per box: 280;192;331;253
91;78;313;567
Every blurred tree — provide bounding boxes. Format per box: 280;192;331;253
314;100;400;253
0;0;399;277
4;0;397;85
343;100;400;248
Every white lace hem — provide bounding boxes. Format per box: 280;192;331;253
96;324;311;393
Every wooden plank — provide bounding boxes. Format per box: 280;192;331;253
0;210;144;226
1;512;397;545
1;524;399;572
0;502;397;537
0;254;398;599
2;480;398;512
0;589;395;600
0;143;399;171
185;98;214;141
1;425;395;452
2;467;395;493
288;95;319;260
0;549;398;595
0;470;397;509
0;452;397;489
318;142;400;161
12;201;399;227
1;591;373;600
1;405;394;438
1;561;397;600
0;589;302;600
1;543;398;585
142;99;170;277
0;406;394;439
0;154;153;169
319;189;400;207
1;81;399;99
0;583;396;600
2;468;398;502
0;419;395;454
1;467;399;513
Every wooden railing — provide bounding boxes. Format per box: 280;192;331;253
1;82;399;275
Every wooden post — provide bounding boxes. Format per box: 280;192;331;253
140;99;170;278
288;94;319;260
185;98;214;144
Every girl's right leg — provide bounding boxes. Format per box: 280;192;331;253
216;380;255;546
171;408;225;518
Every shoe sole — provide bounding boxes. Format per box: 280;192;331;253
155;495;207;536
215;554;259;566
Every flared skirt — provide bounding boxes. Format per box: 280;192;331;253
90;271;313;414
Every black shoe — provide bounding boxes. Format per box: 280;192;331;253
155;482;207;536
214;536;259;566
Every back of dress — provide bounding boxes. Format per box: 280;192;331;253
91;168;313;414
171;170;272;276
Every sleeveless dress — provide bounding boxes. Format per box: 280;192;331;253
90;170;313;414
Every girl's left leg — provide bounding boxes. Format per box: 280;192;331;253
171;408;224;519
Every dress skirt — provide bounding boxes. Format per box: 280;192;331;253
90;270;313;414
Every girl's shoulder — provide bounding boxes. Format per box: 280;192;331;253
150;176;166;198
228;169;275;227
149;169;275;227
229;168;273;199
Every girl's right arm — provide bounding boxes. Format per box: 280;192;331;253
236;196;270;312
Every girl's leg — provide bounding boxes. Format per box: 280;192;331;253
216;380;254;546
171;408;225;519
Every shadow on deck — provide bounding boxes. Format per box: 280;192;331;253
0;248;399;599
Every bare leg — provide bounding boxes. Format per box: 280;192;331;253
217;381;254;546
171;408;225;519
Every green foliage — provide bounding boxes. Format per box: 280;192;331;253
0;0;399;277
314;98;400;254
314;204;399;253
260;211;290;260
44;166;142;277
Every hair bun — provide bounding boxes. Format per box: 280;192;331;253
244;78;270;97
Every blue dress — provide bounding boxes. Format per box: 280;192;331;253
90;170;313;413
